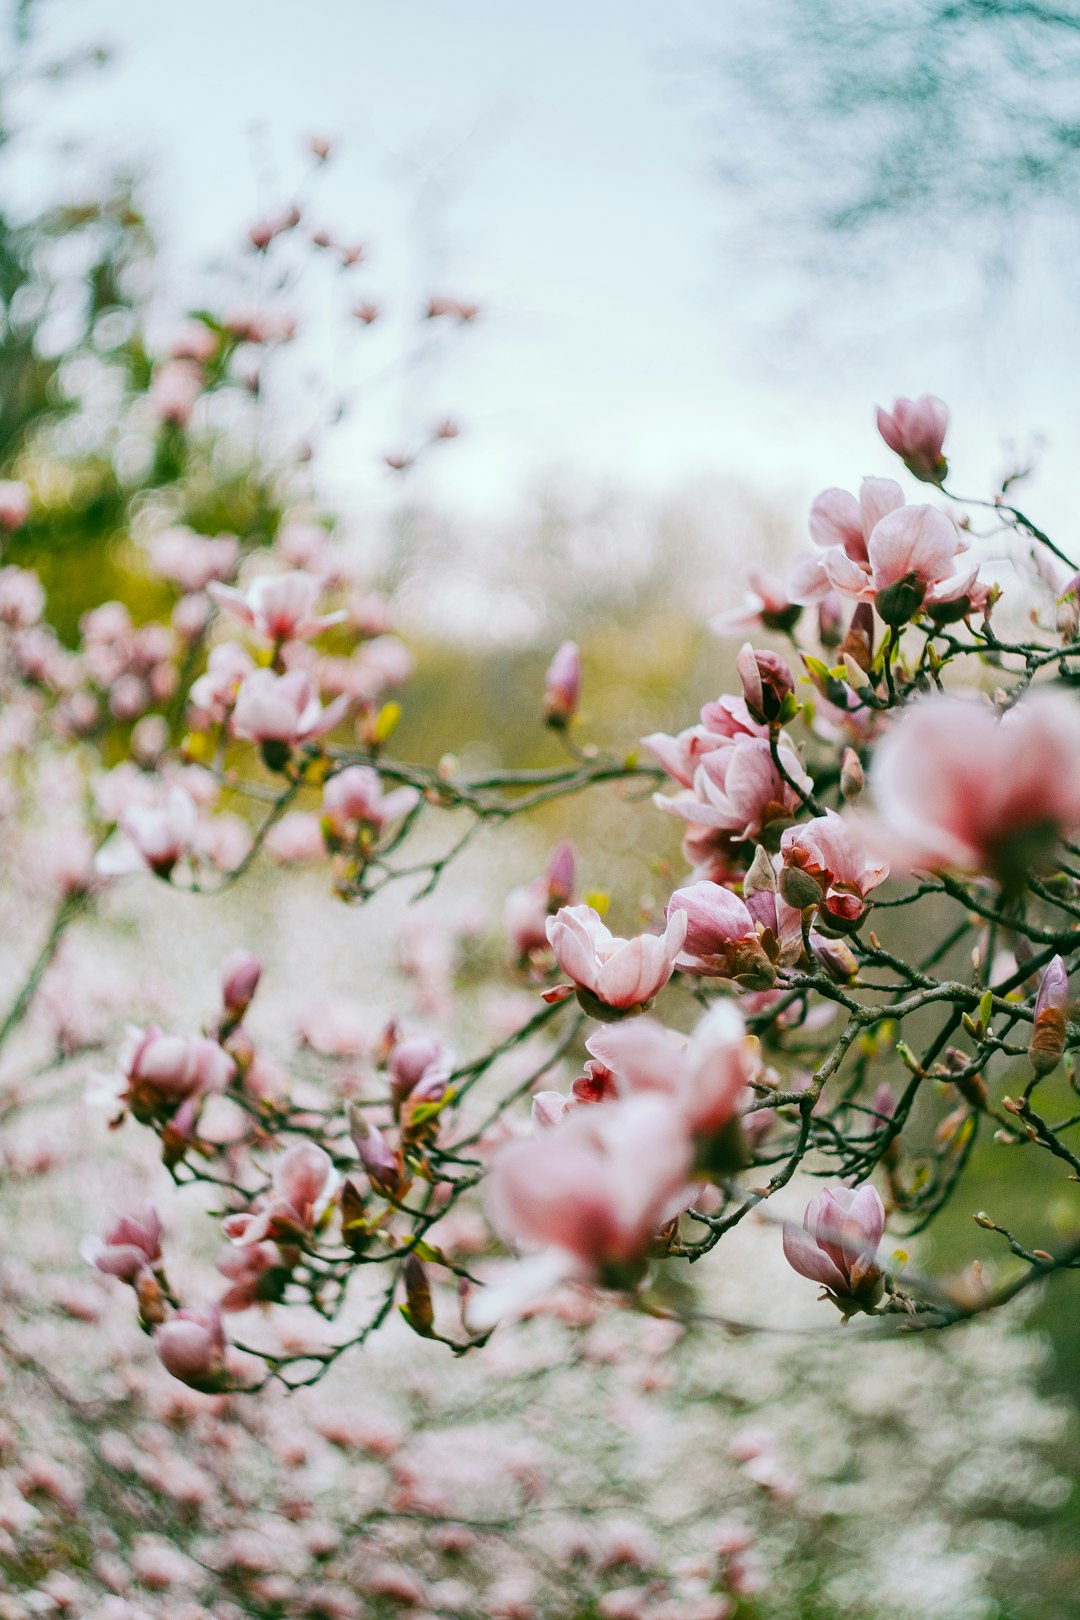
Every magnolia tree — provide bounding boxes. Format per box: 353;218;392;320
0;124;1077;1612
4;381;1077;1381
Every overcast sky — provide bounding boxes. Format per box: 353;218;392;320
8;0;1080;562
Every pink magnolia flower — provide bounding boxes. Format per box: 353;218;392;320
790;479;977;624
0;566;44;628
654;733;812;847
473;1094;694;1324
117;785;199;879
231;669;350;750
81;1204;163;1282
154;1304;229;1389
1029;954;1069;1077
644;694;766;789
322;766;420;842
388;1036;452;1108
88;1026;236;1123
876;394;949;483
216;1240;287;1312
779;810;889;926
265;810;326;863
868;689;1080;883
587;1001;759;1157
224;1142;337;1247
542;640;582;726
188;642;256;724
221;951;262;1023
545;904;688;1016
783;1184;886;1315
504;840;577;960
0;479;30;530
666;880;775;986
209;570;345;642
735;644;794;725
710;567;802;637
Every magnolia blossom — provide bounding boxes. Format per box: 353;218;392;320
388;1036;453;1108
783;1184;886;1315
209;570;345;642
221;951;262;1023
779;810;888;926
644;693;765;789
868;689;1080;883
118;786;199;879
876;394;949;483
82;1204;163;1283
542;640;582;726
88;1026;236;1123
231;668;350;749
587;1001;760;1158
735;645;794;725
545;904;687;1015
472;1094;694;1325
189;642;256;724
710;567;801;636
224;1143;337;1247
1029;955;1069;1077
154;1304;228;1388
790;480;979;624
322;765;420;842
666;880;774;986
654;733;812;850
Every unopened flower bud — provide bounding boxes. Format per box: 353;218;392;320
348;1105;401;1195
736;643;794;725
778;864;824;910
221;951;262;1025
809;931;858;983
1029;955;1069;1076
840;747;864;800
542;641;582;728
876;394;949;484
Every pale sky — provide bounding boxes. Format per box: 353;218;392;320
8;0;1080;561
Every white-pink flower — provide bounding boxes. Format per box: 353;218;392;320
867;689;1080;883
472;1094;694;1325
876;394;949;483
783;1184;886;1314
545;904;687;1015
587;1001;759;1149
231;669;349;749
209;571;345;642
322;766;420;841
779;809;888;926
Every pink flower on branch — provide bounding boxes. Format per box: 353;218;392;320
783;1184;886;1316
232;669;350;757
322;765;420;843
154;1304;229;1389
545;904;687;1017
209;570;345;643
876;394;949;484
867;689;1080;885
666;879;776;987
471;1095;694;1326
779;810;889;927
81;1204;163;1283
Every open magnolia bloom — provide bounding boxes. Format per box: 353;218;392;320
209;570;346;642
545;904;687;1016
866;688;1080;885
468;1094;694;1330
779;809;889;928
789;480;984;625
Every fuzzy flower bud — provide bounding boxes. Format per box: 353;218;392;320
1029;955;1069;1076
735;644;794;725
542;641;582;728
